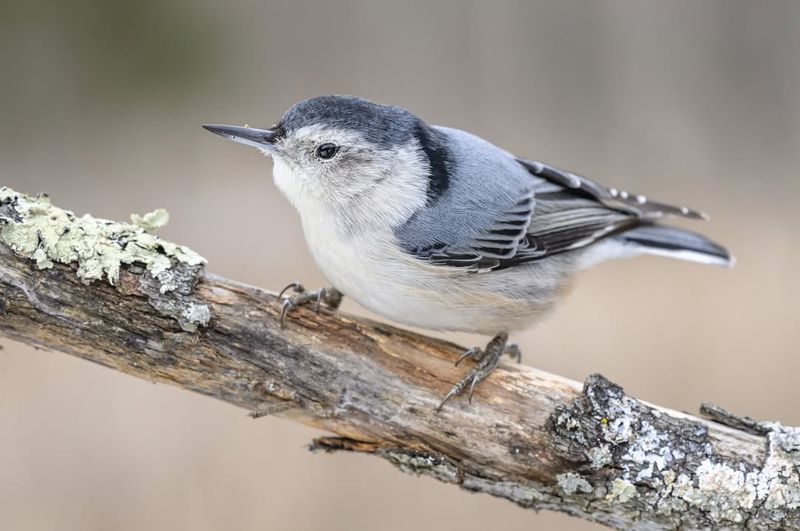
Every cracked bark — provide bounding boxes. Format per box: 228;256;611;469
1;188;799;530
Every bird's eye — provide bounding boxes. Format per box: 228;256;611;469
315;143;338;160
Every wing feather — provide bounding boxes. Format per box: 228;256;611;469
397;140;709;273
517;158;708;220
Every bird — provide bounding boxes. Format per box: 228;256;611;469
203;95;732;410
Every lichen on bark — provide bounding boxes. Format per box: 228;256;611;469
547;374;800;529
0;187;211;331
0;187;204;285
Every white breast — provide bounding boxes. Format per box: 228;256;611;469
301;212;427;320
299;210;562;335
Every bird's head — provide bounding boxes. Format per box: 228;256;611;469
204;95;448;227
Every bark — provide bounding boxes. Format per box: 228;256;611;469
1;186;798;530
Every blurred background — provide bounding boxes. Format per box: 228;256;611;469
1;1;799;529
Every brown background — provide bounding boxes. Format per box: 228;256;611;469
2;1;799;530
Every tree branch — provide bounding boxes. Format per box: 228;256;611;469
1;186;798;529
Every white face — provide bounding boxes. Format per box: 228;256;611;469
267;124;430;230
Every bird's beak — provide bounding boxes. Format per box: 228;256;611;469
202;124;280;153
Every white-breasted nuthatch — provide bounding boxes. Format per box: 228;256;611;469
203;95;732;410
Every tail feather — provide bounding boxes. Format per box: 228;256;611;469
617;224;733;267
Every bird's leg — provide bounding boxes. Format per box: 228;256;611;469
437;332;520;411
277;282;343;328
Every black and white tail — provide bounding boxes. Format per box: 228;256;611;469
617;224;733;267
518;157;734;269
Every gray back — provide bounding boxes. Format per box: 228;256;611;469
393;126;536;255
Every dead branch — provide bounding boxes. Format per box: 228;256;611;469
0;186;798;530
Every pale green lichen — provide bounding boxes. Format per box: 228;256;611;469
131;208;169;232
0;186;205;286
605;395;800;523
552;375;800;527
556;472;593;495
181;303;212;332
587;445;613;469
607;478;637;503
664;425;800;523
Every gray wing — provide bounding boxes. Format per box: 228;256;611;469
394;126;547;272
395;127;706;273
402;189;547;272
513;158;709;261
517;158;707;221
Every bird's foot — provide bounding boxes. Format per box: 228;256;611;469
277;282;343;328
437;332;521;411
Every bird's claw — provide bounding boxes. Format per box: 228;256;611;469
277;282;343;328
437;332;521;411
454;347;481;366
278;281;305;301
279;298;296;327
